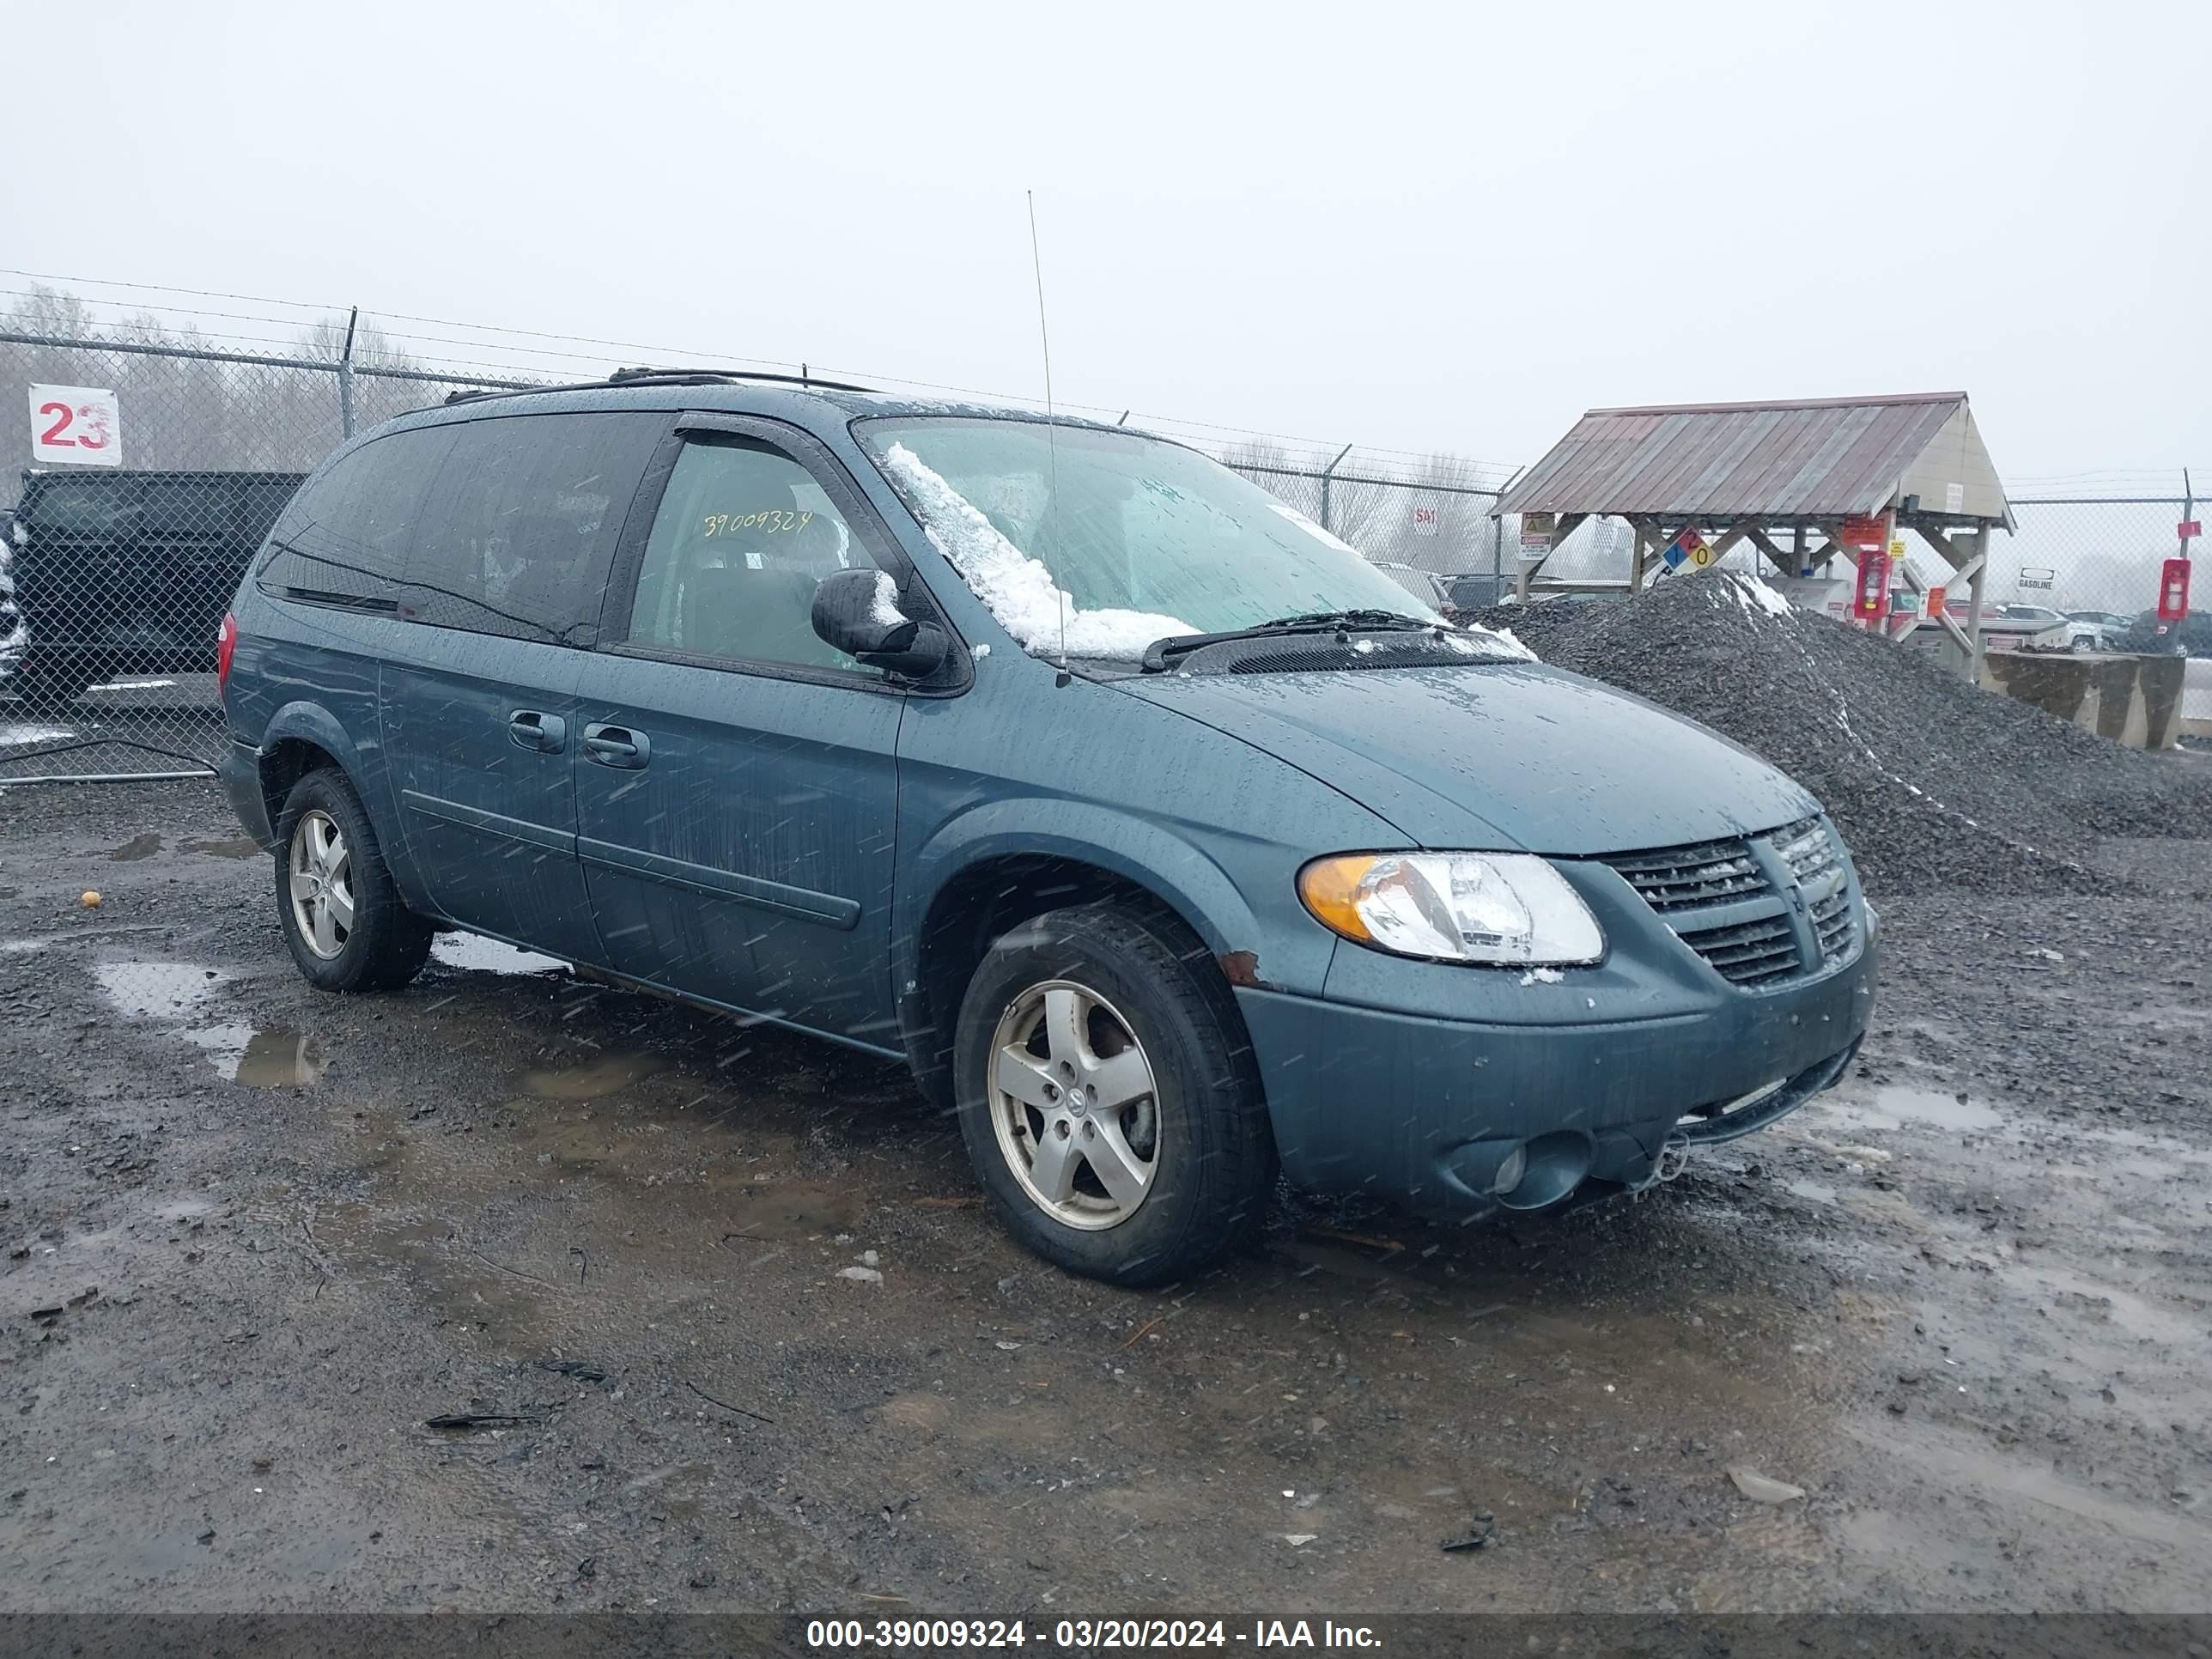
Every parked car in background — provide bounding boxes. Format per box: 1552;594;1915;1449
2123;608;2212;657
4;468;307;702
1981;603;2072;652
1438;573;1508;613
1368;560;1450;609
0;527;23;685
215;374;1876;1285
2063;609;2135;651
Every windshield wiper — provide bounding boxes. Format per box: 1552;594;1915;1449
1139;610;1438;673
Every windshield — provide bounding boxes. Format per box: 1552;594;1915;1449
860;417;1442;661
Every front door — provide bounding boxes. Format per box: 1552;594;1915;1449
574;420;912;1046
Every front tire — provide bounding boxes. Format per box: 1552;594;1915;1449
954;902;1276;1286
273;769;433;993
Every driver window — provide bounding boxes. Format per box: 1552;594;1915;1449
625;436;877;676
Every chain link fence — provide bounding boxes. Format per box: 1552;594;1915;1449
0;331;535;781
1;318;2202;781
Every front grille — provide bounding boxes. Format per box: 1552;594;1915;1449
1674;914;1802;987
1810;886;1855;962
1607;815;1858;989
1775;817;1842;887
1603;836;1771;912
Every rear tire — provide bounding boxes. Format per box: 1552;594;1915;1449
9;651;93;713
954;902;1276;1286
273;768;433;993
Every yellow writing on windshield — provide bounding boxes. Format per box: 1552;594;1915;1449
702;508;815;538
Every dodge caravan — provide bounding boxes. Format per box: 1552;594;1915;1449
218;371;1877;1284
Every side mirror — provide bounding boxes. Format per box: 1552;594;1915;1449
811;567;951;678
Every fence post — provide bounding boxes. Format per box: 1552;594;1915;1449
1319;443;1353;534
2183;469;2196;564
337;306;360;438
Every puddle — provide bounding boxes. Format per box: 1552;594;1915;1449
520;1052;669;1100
1816;1083;2004;1133
2003;1260;2205;1346
312;1200;556;1346
178;1023;325;1086
94;960;228;1020
152;1195;222;1224
108;832;163;861
179;835;263;860
716;1181;865;1242
432;932;568;976
2067;1124;2212;1178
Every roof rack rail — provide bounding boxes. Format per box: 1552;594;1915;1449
423;365;877;416
606;366;875;393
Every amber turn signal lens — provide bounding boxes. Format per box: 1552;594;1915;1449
1297;855;1382;945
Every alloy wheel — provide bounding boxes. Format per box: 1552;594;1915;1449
988;979;1161;1230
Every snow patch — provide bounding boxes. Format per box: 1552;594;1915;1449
87;678;177;692
879;443;1196;663
868;570;907;629
1519;967;1565;986
0;723;76;746
1482;625;1538;662
431;933;568;976
1710;569;1793;619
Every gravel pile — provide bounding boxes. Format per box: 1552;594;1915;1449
1476;571;2212;895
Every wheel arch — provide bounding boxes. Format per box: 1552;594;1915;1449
895;806;1264;1108
255;702;368;836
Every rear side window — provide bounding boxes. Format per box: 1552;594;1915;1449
404;412;661;644
24;477;136;537
262;427;459;609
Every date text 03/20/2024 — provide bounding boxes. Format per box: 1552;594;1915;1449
804;1619;1383;1650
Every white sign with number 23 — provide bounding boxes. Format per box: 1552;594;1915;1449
29;384;123;468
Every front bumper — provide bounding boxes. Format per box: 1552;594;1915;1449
1236;926;1878;1217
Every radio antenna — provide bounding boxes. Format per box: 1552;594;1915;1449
1026;189;1070;682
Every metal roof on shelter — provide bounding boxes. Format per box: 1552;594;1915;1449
1495;392;2009;524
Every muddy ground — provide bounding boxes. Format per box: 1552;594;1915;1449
2;780;2209;1616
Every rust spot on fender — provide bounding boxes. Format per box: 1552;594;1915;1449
1218;950;1262;988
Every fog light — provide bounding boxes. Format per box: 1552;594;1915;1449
1492;1144;1528;1196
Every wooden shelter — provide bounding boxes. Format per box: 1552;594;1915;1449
1494;392;2013;676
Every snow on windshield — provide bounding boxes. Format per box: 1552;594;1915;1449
1266;501;1364;558
878;443;1197;663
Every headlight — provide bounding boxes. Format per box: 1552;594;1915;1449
1297;852;1604;966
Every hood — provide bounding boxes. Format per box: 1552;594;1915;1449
1116;662;1818;855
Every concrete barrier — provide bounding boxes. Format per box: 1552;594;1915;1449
1979;651;2190;750
2184;657;2212;741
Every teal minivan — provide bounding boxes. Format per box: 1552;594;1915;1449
218;372;1877;1284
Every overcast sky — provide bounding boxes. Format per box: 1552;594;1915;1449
8;0;2207;486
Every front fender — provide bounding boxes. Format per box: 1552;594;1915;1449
896;797;1304;997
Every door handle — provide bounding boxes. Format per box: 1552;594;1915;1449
582;722;651;769
507;710;566;752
